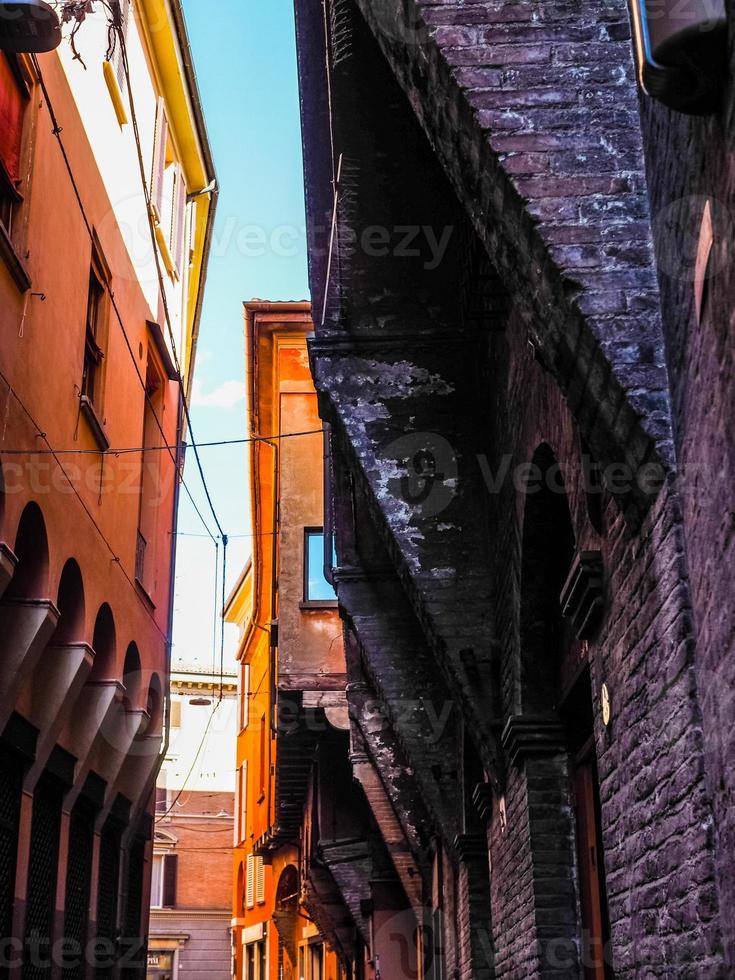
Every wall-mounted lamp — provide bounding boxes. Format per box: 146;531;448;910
0;0;61;53
629;0;727;114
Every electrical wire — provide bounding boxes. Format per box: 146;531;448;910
155;701;221;822
0;427;324;457
117;28;225;542
0;371;171;644
30;54;218;546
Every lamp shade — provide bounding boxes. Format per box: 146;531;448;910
0;0;61;54
631;0;727;114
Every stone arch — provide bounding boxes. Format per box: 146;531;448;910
6;502;50;600
274;864;299;974
52;559;86;645
519;444;576;717
89;604;116;681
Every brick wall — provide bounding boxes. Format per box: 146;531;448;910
293;0;735;976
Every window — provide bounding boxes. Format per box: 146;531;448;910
246;854;255;909
303;529;336;603
169;700;182;729
137;348;165;595
0;53;28;240
309;945;323;980
80;247;109;424
255;855;265;905
151;853;177;908
150;97;187;278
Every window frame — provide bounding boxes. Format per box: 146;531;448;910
301;527;337;608
0;52;33;292
79;240;112;449
150;852;177;909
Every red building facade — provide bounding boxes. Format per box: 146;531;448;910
0;2;215;976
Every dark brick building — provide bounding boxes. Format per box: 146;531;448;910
291;0;735;976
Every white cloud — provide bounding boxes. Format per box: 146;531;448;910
192;379;246;409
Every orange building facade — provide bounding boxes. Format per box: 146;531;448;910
225;303;348;980
0;2;215;977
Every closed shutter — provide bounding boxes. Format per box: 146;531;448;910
162;853;178;908
170;165;187;274
245;854;255;909
150;97;168;221
255;857;265;905
113;0;131;88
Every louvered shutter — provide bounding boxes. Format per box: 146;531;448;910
245;854;255;909
112;0;131;87
150;97;168;221
162;853;178;908
255;856;265;905
171;165;187;273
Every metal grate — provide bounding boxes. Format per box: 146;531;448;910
120;834;146;980
62;801;95;980
94;824;121;980
0;749;24;980
22;776;63;980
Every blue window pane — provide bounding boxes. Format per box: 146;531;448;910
306;531;336;601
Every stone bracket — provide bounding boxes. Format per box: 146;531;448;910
502;716;567;768
560;550;605;639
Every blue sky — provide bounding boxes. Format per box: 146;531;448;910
171;0;309;670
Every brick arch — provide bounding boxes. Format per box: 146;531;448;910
89;603;116;681
344;0;672;518
518;443;576;717
52;558;86;645
6;501;50;600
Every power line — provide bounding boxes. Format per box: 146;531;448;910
30;55;218;546
155;701;221;822
118;28;225;543
0;427;325;456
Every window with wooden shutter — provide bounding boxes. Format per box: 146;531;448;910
161;852;177;908
0;54;28;236
255;856;265;905
245;854;255;909
112;0;131;88
150;97;168;222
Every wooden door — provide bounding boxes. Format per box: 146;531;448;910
573;751;612;979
